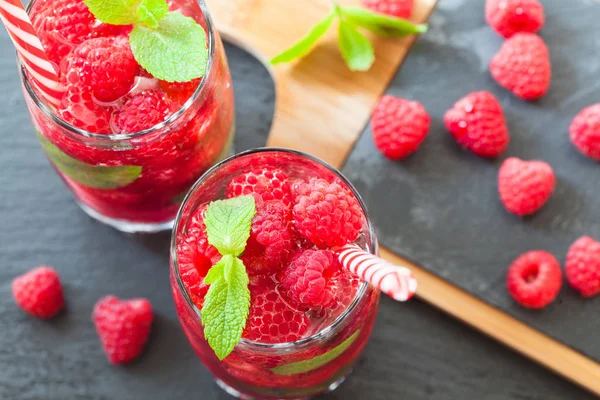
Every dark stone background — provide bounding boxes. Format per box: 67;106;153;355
343;0;600;365
0;5;594;400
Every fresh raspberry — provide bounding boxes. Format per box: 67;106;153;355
226;167;292;207
241;200;294;276
243;279;309;344
178;206;221;308
485;0;544;38
113;90;173;134
498;157;555;216
158;78;201;106
31;0;126;65
506;250;562;309
371;95;430;160
569;104;600;161
292;178;365;248
326;270;361;318
65;36;138;103
12;266;64;319
443;91;510;158
59;83;112;133
490;33;551;100
281;249;341;309
361;0;414;18
93;296;153;364
565;236;600;297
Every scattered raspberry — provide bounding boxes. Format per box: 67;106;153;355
226;167;292;207
241;200;294;276
506;250;562;309
485;0;545;38
158;78;201;106
361;0;414;18
113;90;173;134
93;296;153;364
66;36;138;103
443;91;510;158
371;95;430;160
31;0;126;65
569;104;600;161
178;206;221;308
490;33;551;100
292;178;365;248
498;157;555;216
59;83;112;133
243;279;309;344
281;249;341;309
565;236;600;297
12;266;64;319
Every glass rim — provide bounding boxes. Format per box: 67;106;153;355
170;147;378;351
19;0;216;142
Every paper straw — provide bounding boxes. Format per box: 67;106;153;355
336;244;417;302
0;0;64;107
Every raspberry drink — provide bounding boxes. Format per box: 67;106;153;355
19;0;234;232
171;149;380;399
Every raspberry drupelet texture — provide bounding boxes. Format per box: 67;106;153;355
226;167;293;207
93;296;154;364
242;200;294;276
565;236;600;298
569;104;600;161
243;278;310;344
12;266;64;319
444;91;510;158
498;157;555;216
113;90;174;133
507;250;562;309
292;178;365;248
485;0;545;38
281;249;341;309
490;33;551;101
361;0;414;18
371;95;430;160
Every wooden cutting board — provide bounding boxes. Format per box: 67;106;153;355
205;0;600;395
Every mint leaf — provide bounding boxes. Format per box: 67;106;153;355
204;196;256;257
130;12;208;82
37;132;141;189
204;255;228;285
201;256;250;360
337;20;374;71
84;0;141;25
342;7;427;37
271;10;335;65
136;0;168;27
271;330;361;375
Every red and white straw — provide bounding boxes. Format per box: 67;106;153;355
336;244;417;302
0;0;64;107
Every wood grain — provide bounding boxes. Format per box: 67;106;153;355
205;0;600;396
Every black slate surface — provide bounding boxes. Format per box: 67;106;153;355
0;16;594;400
342;0;600;364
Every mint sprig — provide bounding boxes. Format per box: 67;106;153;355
83;0;208;82
270;3;428;71
200;196;256;360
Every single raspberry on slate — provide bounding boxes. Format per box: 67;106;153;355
12;266;64;319
506;250;562;309
361;0;414;18
241;200;294;276
498;157;555;216
66;36;138;103
226;167;293;207
565;236;600;297
281;249;341;309
443;91;510;158
243;279;310;344
113;90;174;134
93;296;153;364
490;33;551;100
371;95;430;160
293;178;365;248
569;104;600;161
485;0;545;38
178;206;221;308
